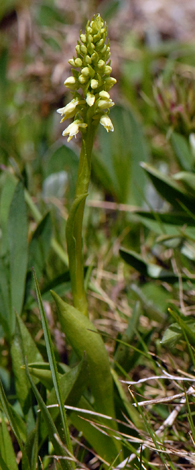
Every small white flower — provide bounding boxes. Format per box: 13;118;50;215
57;99;80;122
100;115;114;132
62;120;88;142
86;92;95;107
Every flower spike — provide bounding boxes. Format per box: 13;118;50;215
57;14;116;140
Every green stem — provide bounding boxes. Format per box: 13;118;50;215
66;122;97;316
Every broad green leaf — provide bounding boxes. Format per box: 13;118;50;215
132;210;195;239
33;271;73;459
162;309;195;348
0;454;10;470
51;291;115;418
25;360;70;470
114;301;141;368
141;162;195;211
93;104;148;205
51;291;122;459
0;378;30;470
45;143;79;200
0;412;18;470
130;284;166;322
69;396;121;464
11;314;43;417
173;171;195;195
120;247;179;282
43;171;68;198
8;181;28;334
0;257;10;336
25;364;56;390
24;418;39;470
48;355;88;408
171;132;194;171
40;357;89;445
28;212;52;279
111;369;142;428
161;323;184;348
0;172;17;256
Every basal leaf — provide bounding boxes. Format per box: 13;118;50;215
0;412;18;470
171;132;194;171
141;162;195;211
8;181;28;334
94;104;148;205
120;247;179;282
33;271;73;459
28;212;52;279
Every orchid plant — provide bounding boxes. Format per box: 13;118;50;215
57;13;116;316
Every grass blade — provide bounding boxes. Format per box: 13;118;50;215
32;269;74;467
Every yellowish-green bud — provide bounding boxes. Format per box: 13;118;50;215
85;55;92;64
96;38;104;48
75;45;81;55
104;77;117;90
79;74;87;84
91;79;99;89
81;44;87;54
75;58;83;67
80;34;86;43
104;65;112;75
81;67;90;77
64;76;77;89
97;60;105;69
68;59;75;66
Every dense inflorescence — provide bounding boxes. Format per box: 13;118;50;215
57;14;116;141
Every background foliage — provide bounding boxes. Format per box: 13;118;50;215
1;1;195;469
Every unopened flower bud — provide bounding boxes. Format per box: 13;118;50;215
104;65;112;75
75;58;83;67
68;59;75;66
91;79;99;89
85;55;92;65
79;74;87;84
80;34;86;43
64;76;77;89
75;45;81;55
97;60;105;69
96;38;104;48
81;67;90;77
81;44;87;54
104;77;117;90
